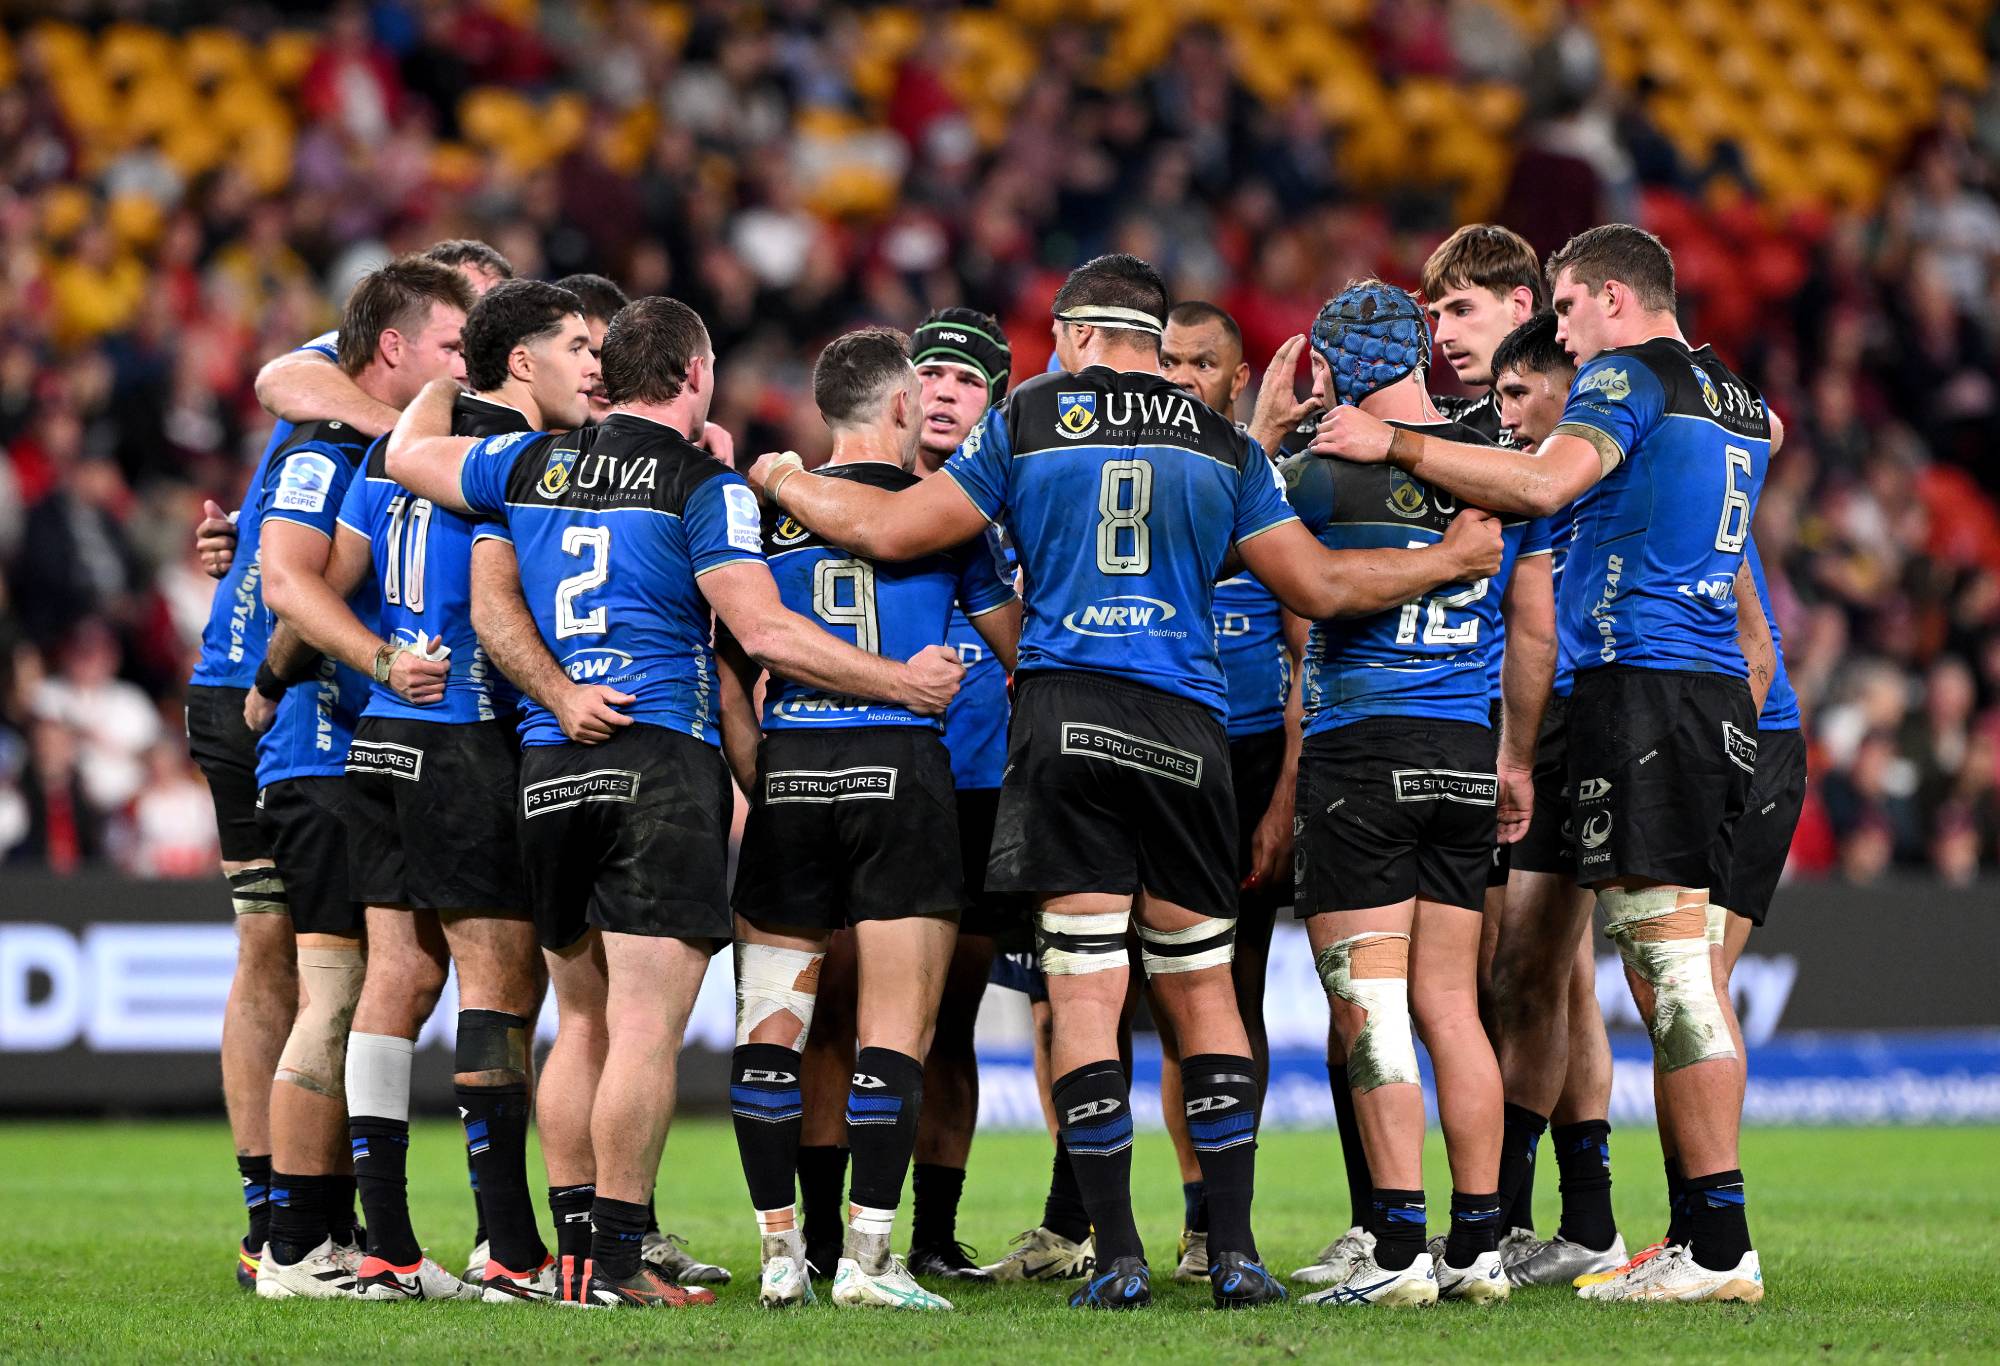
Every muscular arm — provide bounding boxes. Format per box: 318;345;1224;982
1498;553;1556;775
384;379;477;512
260;521;385;676
255;350;401;435
470;538;632;743
714;626;764;795
1237;515;1504;623
1246;611;1307;889
262;618;321;685
697;560;959;716
1313;407;1606;518
760;458;990;561
1735;560;1776;715
968;599;1022;674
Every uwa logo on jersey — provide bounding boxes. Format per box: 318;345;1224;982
1062;594;1178;637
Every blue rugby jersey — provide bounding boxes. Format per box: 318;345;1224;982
190;331;340;688
1482;514;1554;702
761;462;1014;732
1745;537;1799;729
252;416;378;786
1213;574;1288;739
941;526;1016;789
335;393;530;726
457;413;764;748
1553;337;1772;679
941;366;1296;719
1283;419;1524;736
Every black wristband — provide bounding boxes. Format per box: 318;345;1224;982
254;662;289;701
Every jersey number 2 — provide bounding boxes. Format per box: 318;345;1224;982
555;526;610;638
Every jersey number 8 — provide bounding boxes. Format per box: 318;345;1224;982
1097;459;1153;575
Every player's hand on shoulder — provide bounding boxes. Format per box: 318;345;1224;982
1249;334;1327;449
746;450;805;501
698;421;735;469
1309;405;1393;463
197;500;238;579
899;643;966;717
243;686;277;734
1439;508;1504;580
555;684;636;745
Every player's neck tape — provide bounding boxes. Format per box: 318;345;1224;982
1054;306;1164;337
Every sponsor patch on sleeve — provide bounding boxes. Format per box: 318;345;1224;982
272;450;338;514
723;483;763;554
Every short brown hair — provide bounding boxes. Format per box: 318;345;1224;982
1421;224;1545;308
422;239;514;281
1545;223;1676;313
813;327;915;426
600;296;709;406
337;256;475;376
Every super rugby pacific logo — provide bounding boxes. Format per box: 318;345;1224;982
1062;595;1178;637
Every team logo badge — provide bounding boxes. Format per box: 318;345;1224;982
537;445;579;498
1056;391;1099;439
1580;811;1613;849
1576;366;1630;401
1387;468;1428;518
1694;366;1722;415
772;516;811;547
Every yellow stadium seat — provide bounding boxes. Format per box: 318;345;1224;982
183;28;253;85
107;192;164;250
123;72;198;139
97;23;174;82
163;120;228;179
39;184;94;243
262;31;318;88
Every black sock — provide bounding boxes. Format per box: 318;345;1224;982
1329;1063;1372;1230
1180;1053;1259;1260
549;1182;595;1268
467;1152;488;1247
1041;1137;1091;1244
350;1118;420;1265
237;1154;273;1251
1552;1119;1616;1252
588;1195;650;1281
1182;1181;1207;1234
1664;1156;1690;1245
1369;1188;1426;1271
1052;1062;1142;1265
458;1083;546;1272
1686;1169;1751;1271
1498;1102;1548;1234
326;1173;359;1242
268;1172;326;1265
732;1044;805;1213
645;1196;660;1235
798;1145;848;1256
910;1163;966;1250
846;1047;925;1214
1445;1190;1502;1265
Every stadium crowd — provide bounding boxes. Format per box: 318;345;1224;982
1;0;1999;883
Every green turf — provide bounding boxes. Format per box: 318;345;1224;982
1;1119;1994;1362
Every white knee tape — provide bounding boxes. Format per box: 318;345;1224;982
1600;887;1734;1072
1136;916;1236;977
277;944;364;1098
734;942;824;1049
345;1032;414;1122
1705;902;1728;947
1037;910;1131;977
1314;932;1417;1092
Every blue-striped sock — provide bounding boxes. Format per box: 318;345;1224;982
846;1047;924;1213
1054;1061;1142;1265
237;1154;272;1252
1446;1190;1502;1264
1180;1054;1260;1260
1687;1168;1751;1270
730;1044;805;1214
1369;1188;1426;1271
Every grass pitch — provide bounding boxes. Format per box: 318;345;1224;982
0;1119;1993;1362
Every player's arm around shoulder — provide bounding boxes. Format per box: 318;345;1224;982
1240;510;1505;622
747;450;990;561
713;623;764;796
256;341;401;436
469;537;633;744
1311;404;1604;519
384;379;481;512
698;557;964;718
